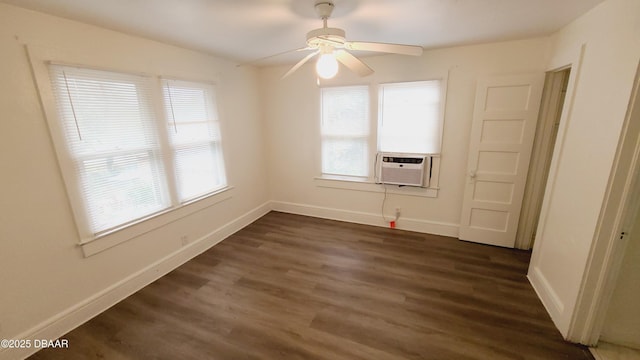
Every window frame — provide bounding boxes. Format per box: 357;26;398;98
28;50;232;257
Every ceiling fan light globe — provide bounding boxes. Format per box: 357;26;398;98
316;53;339;79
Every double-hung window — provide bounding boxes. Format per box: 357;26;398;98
48;65;226;240
49;65;169;234
320;86;369;177
378;80;443;154
162;80;226;202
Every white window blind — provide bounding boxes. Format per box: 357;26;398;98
320;86;369;177
47;65;229;241
162;79;226;202
49;65;169;234
379;80;443;154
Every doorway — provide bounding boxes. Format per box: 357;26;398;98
584;61;640;359
565;60;640;351
593;172;640;357
516;68;570;250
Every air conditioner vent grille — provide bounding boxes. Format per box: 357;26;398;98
376;152;430;187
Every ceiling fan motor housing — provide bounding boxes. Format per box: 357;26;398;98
306;27;346;48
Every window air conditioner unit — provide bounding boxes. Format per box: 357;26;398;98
375;152;430;187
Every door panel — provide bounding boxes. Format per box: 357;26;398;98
459;73;544;247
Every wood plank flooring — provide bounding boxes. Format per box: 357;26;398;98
30;211;594;359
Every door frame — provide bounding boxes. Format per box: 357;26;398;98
516;68;571;250
567;60;640;345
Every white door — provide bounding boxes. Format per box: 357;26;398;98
459;73;545;247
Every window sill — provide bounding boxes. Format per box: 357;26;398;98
79;186;234;257
314;176;439;198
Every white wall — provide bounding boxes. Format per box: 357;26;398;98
528;0;640;337
261;38;550;234
0;4;268;358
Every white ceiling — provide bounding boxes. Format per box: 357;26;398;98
2;0;604;66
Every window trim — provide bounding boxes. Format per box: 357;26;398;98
314;177;438;197
80;186;233;256
27;46;231;257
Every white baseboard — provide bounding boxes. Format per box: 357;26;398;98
528;265;568;336
590;342;640;360
271;201;459;238
597;337;640;351
1;201;272;360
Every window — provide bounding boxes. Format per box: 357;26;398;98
162;80;226;202
319;80;445;183
48;65;226;238
320;86;369;177
378;80;443;154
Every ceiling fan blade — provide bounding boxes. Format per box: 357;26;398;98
346;41;423;56
334;50;374;77
238;47;314;67
282;50;320;79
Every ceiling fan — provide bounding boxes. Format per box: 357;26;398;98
260;1;424;79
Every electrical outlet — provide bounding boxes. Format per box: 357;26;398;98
395;208;401;220
180;235;189;246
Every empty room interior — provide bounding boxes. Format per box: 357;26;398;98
1;0;640;359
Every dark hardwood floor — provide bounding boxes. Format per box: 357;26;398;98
30;211;593;359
